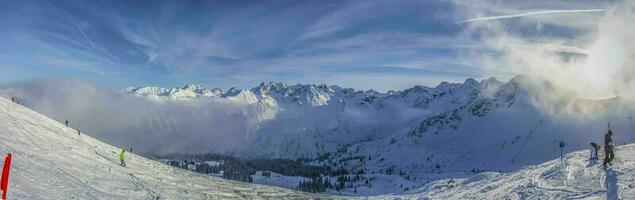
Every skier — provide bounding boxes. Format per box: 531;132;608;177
589;142;600;160
10;97;14;103
65;120;69;127
559;141;565;165
120;149;126;167
603;128;614;166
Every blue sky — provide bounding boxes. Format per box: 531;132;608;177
0;0;616;91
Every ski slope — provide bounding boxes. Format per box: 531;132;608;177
0;97;328;199
382;144;635;199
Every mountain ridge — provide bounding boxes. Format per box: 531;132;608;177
122;76;635;163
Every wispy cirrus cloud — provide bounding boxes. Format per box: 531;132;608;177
459;9;605;24
0;0;470;90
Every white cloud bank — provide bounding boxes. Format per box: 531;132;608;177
0;80;259;155
455;0;635;100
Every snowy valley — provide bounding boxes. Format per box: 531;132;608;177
1;95;634;199
1;76;635;199
120;76;635;196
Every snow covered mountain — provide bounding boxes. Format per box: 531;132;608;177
126;78;503;158
125;76;635;160
2;77;635;199
122;76;635;195
124;84;223;101
0;97;325;199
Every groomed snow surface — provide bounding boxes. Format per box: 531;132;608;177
382;145;635;199
1;96;634;199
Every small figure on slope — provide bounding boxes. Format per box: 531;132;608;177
603;126;614;167
65;120;69;127
120;149;126;167
589;142;601;160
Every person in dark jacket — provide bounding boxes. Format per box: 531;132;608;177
590;142;601;160
603;129;614;166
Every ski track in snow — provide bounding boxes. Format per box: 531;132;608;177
128;173;160;200
95;150;121;166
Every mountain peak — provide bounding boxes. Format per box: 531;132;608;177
181;84;202;90
223;87;242;97
463;78;478;86
127;84;222;99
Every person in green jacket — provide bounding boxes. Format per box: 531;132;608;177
120;149;126;167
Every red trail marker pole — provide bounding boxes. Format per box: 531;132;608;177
1;153;13;200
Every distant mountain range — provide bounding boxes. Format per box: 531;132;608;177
124;76;635;177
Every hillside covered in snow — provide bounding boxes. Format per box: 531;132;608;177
0;97;325;199
4;75;635;197
382;143;635;199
